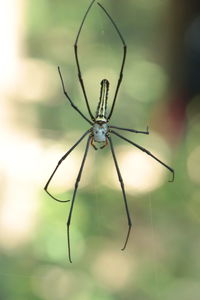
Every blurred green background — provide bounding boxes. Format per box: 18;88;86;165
1;0;200;299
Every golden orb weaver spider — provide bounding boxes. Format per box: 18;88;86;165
44;0;174;263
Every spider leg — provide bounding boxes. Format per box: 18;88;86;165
91;136;98;150
67;135;91;263
110;125;149;135
97;2;127;120
108;136;132;251
111;130;175;182
74;0;95;121
58;67;93;125
44;129;91;203
100;138;108;149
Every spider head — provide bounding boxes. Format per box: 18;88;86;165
92;122;108;143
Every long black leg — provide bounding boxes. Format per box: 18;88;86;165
44;129;91;203
74;0;95;121
97;2;127;120
110;125;149;135
108;136;132;251
58;67;93;125
67;135;91;263
111;130;175;182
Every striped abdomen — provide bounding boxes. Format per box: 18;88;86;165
95;79;109;122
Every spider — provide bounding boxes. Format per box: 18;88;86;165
44;0;174;263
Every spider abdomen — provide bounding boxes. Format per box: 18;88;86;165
93;123;108;142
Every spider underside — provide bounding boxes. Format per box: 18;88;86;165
44;0;174;263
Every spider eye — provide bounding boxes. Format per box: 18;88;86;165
95;131;98;134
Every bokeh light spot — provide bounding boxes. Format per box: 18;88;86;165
103;137;171;194
125;60;168;103
92;249;132;291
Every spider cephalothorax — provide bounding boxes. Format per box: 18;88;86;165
91;121;109;149
92;122;109;142
44;0;174;263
